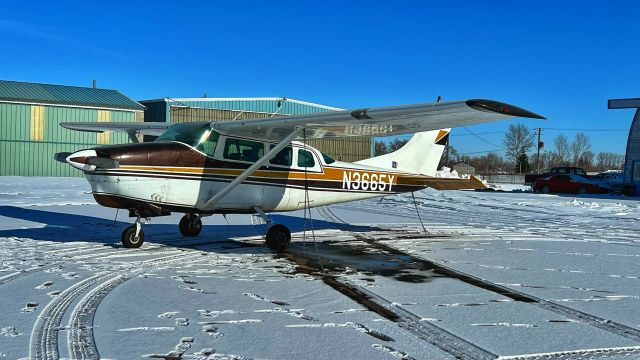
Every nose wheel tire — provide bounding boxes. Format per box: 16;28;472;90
121;225;145;248
266;224;291;252
577;186;587;194
179;214;202;237
542;185;551;194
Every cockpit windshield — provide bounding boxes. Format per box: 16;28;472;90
154;123;218;155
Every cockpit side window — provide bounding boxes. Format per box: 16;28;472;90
198;131;219;157
223;138;265;162
269;145;292;167
297;149;316;168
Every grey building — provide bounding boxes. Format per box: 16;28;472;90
452;161;476;175
608;98;640;196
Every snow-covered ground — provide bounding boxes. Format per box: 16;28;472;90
1;176;640;359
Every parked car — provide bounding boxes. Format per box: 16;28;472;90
534;174;608;194
524;167;587;185
591;171;624;193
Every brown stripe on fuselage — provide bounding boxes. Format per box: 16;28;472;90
93;141;470;191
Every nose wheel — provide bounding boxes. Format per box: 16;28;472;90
121;218;145;248
179;214;203;237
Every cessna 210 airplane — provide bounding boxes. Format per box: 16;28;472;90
55;99;543;251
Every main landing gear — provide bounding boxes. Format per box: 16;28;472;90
254;207;291;252
179;214;202;237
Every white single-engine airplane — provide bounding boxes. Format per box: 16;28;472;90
55;99;543;251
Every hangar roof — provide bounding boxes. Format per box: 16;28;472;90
0;80;144;111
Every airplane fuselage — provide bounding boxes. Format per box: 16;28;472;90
69;134;429;218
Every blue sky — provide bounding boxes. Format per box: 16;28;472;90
0;0;638;156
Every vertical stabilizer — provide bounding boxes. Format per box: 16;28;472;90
356;129;450;176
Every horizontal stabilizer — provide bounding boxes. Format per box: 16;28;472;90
415;175;487;191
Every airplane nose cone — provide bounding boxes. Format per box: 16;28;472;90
65;149;99;171
54;149;120;172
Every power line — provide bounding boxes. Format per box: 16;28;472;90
452;128;627;137
451;131;505;137
459;148;506;155
543;128;627;132
462;127;502;148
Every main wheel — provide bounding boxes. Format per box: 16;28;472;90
121;225;144;248
179;214;202;237
542;185;551;194
577;186;587;194
266;224;291;252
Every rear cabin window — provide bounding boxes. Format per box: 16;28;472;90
321;151;336;164
269;145;292;167
223;138;264;162
298;149;316;168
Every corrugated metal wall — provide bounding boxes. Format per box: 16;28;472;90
168;105;372;162
166;99;337;117
0;102;136;177
140;99;373;162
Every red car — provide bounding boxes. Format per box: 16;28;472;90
534;174;607;194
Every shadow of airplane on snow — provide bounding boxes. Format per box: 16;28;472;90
0;205;437;284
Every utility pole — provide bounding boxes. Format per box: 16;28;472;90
445;139;450;167
536;128;544;174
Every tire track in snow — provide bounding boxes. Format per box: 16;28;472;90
351;231;640;343
310;205;640;358
0;266;46;285
280;248;496;360
67;274;127;359
29;272;112;360
66;252;209;359
496;345;640;360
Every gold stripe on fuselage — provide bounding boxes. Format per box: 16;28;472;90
115;165;482;190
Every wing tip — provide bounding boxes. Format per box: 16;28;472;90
466;99;545;119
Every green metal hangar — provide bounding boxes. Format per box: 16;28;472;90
0;80;144;176
0;79;374;177
139;97;373;163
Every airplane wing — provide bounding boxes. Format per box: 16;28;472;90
60;122;173;136
213;99;544;141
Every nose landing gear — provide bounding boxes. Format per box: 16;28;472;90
121;217;145;248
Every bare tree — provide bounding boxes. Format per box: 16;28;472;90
439;145;459;169
503;124;534;172
552;134;570;166
571;132;591;166
595;152;625;171
374;141;388;156
578;150;595;171
388;138;409;152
